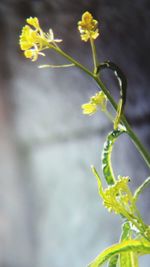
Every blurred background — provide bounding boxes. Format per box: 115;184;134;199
0;0;150;266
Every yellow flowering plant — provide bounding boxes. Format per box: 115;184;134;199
19;11;150;267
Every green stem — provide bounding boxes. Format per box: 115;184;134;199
51;46;150;168
51;45;92;76
122;210;149;241
134;177;150;202
122;118;150;168
88;240;150;267
90;37;97;74
94;76;150;168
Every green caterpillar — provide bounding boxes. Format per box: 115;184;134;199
96;61;127;112
98;62;127;184
102;129;126;185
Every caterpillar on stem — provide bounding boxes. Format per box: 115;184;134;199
102;128;127;185
96;61;127;128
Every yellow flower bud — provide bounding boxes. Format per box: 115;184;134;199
24;49;38;61
78;11;99;42
24;49;33;59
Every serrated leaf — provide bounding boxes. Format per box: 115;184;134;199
88;240;150;267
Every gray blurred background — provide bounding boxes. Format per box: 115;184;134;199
0;0;150;266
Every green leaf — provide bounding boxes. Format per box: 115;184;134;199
108;255;118;267
119;222;139;267
88;240;150;267
91;165;104;197
120;221;131;241
120;251;139;267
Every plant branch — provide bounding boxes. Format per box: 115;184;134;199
51;46;150;168
90;37;97;74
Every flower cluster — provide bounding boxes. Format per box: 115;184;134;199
78;11;99;42
81;91;107;115
102;176;134;215
19;17;62;61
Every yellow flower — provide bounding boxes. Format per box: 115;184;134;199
102;176;134;215
19;17;62;61
26;17;40;29
82;103;97;115
24;49;45;62
20;25;35;50
78;11;99;42
91;91;107;111
81;91;107;115
24;49;35;60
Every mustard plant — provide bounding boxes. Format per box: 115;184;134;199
19;11;150;267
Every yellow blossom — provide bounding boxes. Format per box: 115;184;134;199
24;49;35;60
26;17;40;29
91;91;107;111
92;166;135;216
20;25;36;50
24;49;45;62
102;176;134;215
82;103;97;115
78;11;99;42
19;17;62;61
81;91;107;115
